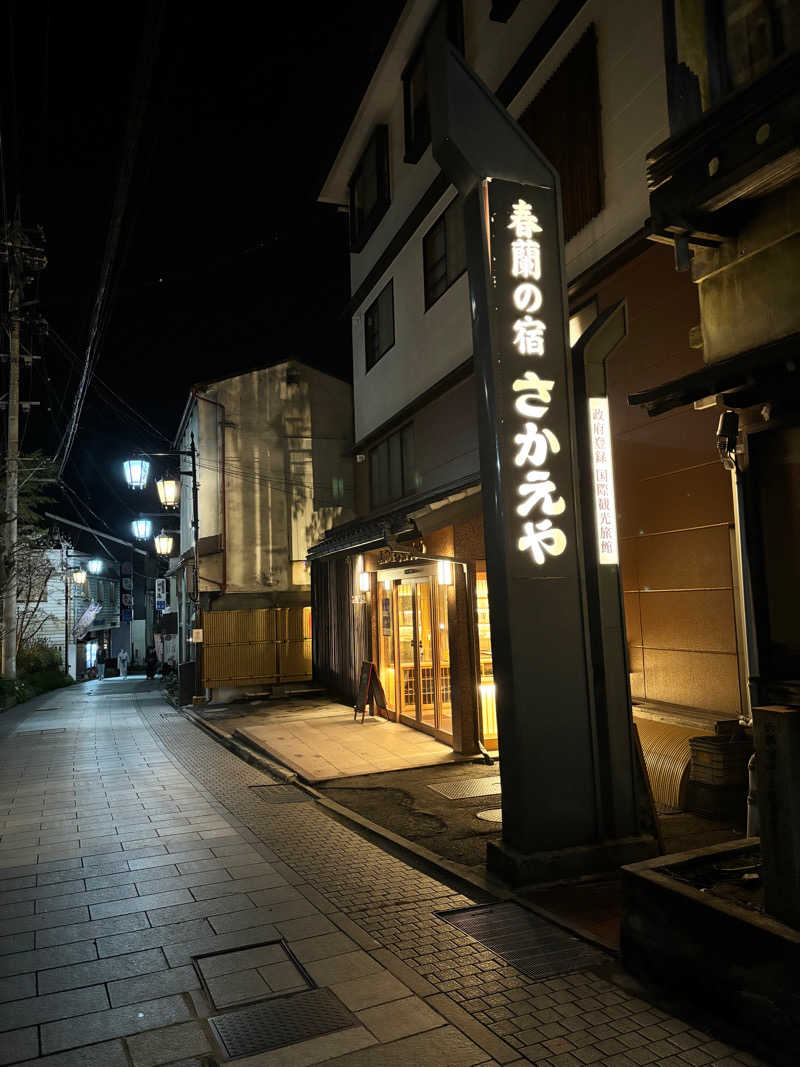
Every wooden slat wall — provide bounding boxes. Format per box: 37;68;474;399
311;557;370;704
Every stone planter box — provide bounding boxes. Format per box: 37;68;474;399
621;838;800;1065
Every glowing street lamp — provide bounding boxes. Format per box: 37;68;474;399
153;530;174;557
123;458;150;490
87;559;103;575
132;518;152;541
155;473;180;509
72;568;87;585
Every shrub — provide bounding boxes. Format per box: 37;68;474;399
18;640;62;676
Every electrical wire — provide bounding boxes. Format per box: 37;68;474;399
56;0;165;477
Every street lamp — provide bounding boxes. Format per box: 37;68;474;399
72;568;87;585
155;473;180;509
87;559;103;575
123;458;150;490
153;530;174;556
132;518;152;541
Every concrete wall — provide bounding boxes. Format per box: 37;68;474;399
178;362;354;601
341;0;669;445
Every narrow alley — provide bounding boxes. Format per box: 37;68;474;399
0;680;769;1066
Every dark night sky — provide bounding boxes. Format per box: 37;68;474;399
2;2;404;544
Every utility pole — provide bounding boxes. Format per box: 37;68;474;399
1;209;47;679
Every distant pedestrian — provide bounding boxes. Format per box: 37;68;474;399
96;644;107;680
145;646;158;679
117;648;130;679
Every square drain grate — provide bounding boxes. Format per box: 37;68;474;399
209;986;358;1060
194;939;311;1010
428;775;502;800
250;783;313;804
437;901;606;981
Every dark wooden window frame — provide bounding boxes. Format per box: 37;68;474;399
422;197;467;310
369;422;415;510
364;279;395;373
402;0;464;165
518;23;603;242
349;125;391;253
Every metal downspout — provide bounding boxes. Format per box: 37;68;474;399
194;390;227;594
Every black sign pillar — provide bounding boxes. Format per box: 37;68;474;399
426;28;656;883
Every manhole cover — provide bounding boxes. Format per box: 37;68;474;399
437;901;606;980
476;808;503;823
250;784;313;804
209;986;358;1060
195;939;311;1009
428;775;502;800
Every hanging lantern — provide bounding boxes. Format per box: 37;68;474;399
123;458;150;490
153;530;174;556
72;568;87;585
87;559;103;575
156;473;180;509
131;518;152;540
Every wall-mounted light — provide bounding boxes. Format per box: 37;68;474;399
87;559;103;575
72;568;87;585
156;473;180;509
358;570;370;593
123;458;150;490
131;518;152;541
153;530;175;557
383;578;391;592
437;560;453;586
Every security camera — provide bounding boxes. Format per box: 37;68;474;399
716;410;739;470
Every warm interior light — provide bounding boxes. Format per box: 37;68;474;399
153;530;175;556
437;560;453;585
131;518;152;540
156;474;180;509
383;578;391;591
72;568;87;585
358;570;370;593
87;559;103;575
123;458;150;490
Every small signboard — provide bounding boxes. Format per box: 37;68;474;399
155;578;167;611
354;661;390;723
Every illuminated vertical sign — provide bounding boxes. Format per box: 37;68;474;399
485;180;576;580
588;397;619;565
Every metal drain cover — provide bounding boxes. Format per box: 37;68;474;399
209;986;358;1059
437;901;606;981
476;808;503;823
250;784;313;804
428;775;502;800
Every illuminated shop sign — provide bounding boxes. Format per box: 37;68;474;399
588;397;619;565
485;180;576;579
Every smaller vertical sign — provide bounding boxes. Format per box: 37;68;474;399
155;578;167;612
588;397;619;565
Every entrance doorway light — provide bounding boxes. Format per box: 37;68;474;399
437;559;453;585
358;570;370;593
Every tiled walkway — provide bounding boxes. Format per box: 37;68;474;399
0;679;771;1066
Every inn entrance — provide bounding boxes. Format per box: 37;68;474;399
376;564;453;743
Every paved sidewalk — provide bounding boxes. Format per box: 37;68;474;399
0;679;772;1066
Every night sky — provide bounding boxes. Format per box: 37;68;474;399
3;2;404;543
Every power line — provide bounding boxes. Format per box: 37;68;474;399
56;0;165;477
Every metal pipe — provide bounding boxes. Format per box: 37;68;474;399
194;390;227;594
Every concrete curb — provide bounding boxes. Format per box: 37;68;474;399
180;706;619;956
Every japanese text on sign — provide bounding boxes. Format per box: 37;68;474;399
506;199;567;566
588;397;619;565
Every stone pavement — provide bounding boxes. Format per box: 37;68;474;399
193;697;470;782
0;679;773;1066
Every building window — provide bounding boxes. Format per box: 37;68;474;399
518;24;602;242
423;197;467;308
369;424;415;509
402;1;464;164
364;280;395;372
349;126;390;252
332;476;344;500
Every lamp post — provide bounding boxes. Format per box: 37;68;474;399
131;518;153;541
124;434;199;603
153;530;175;557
